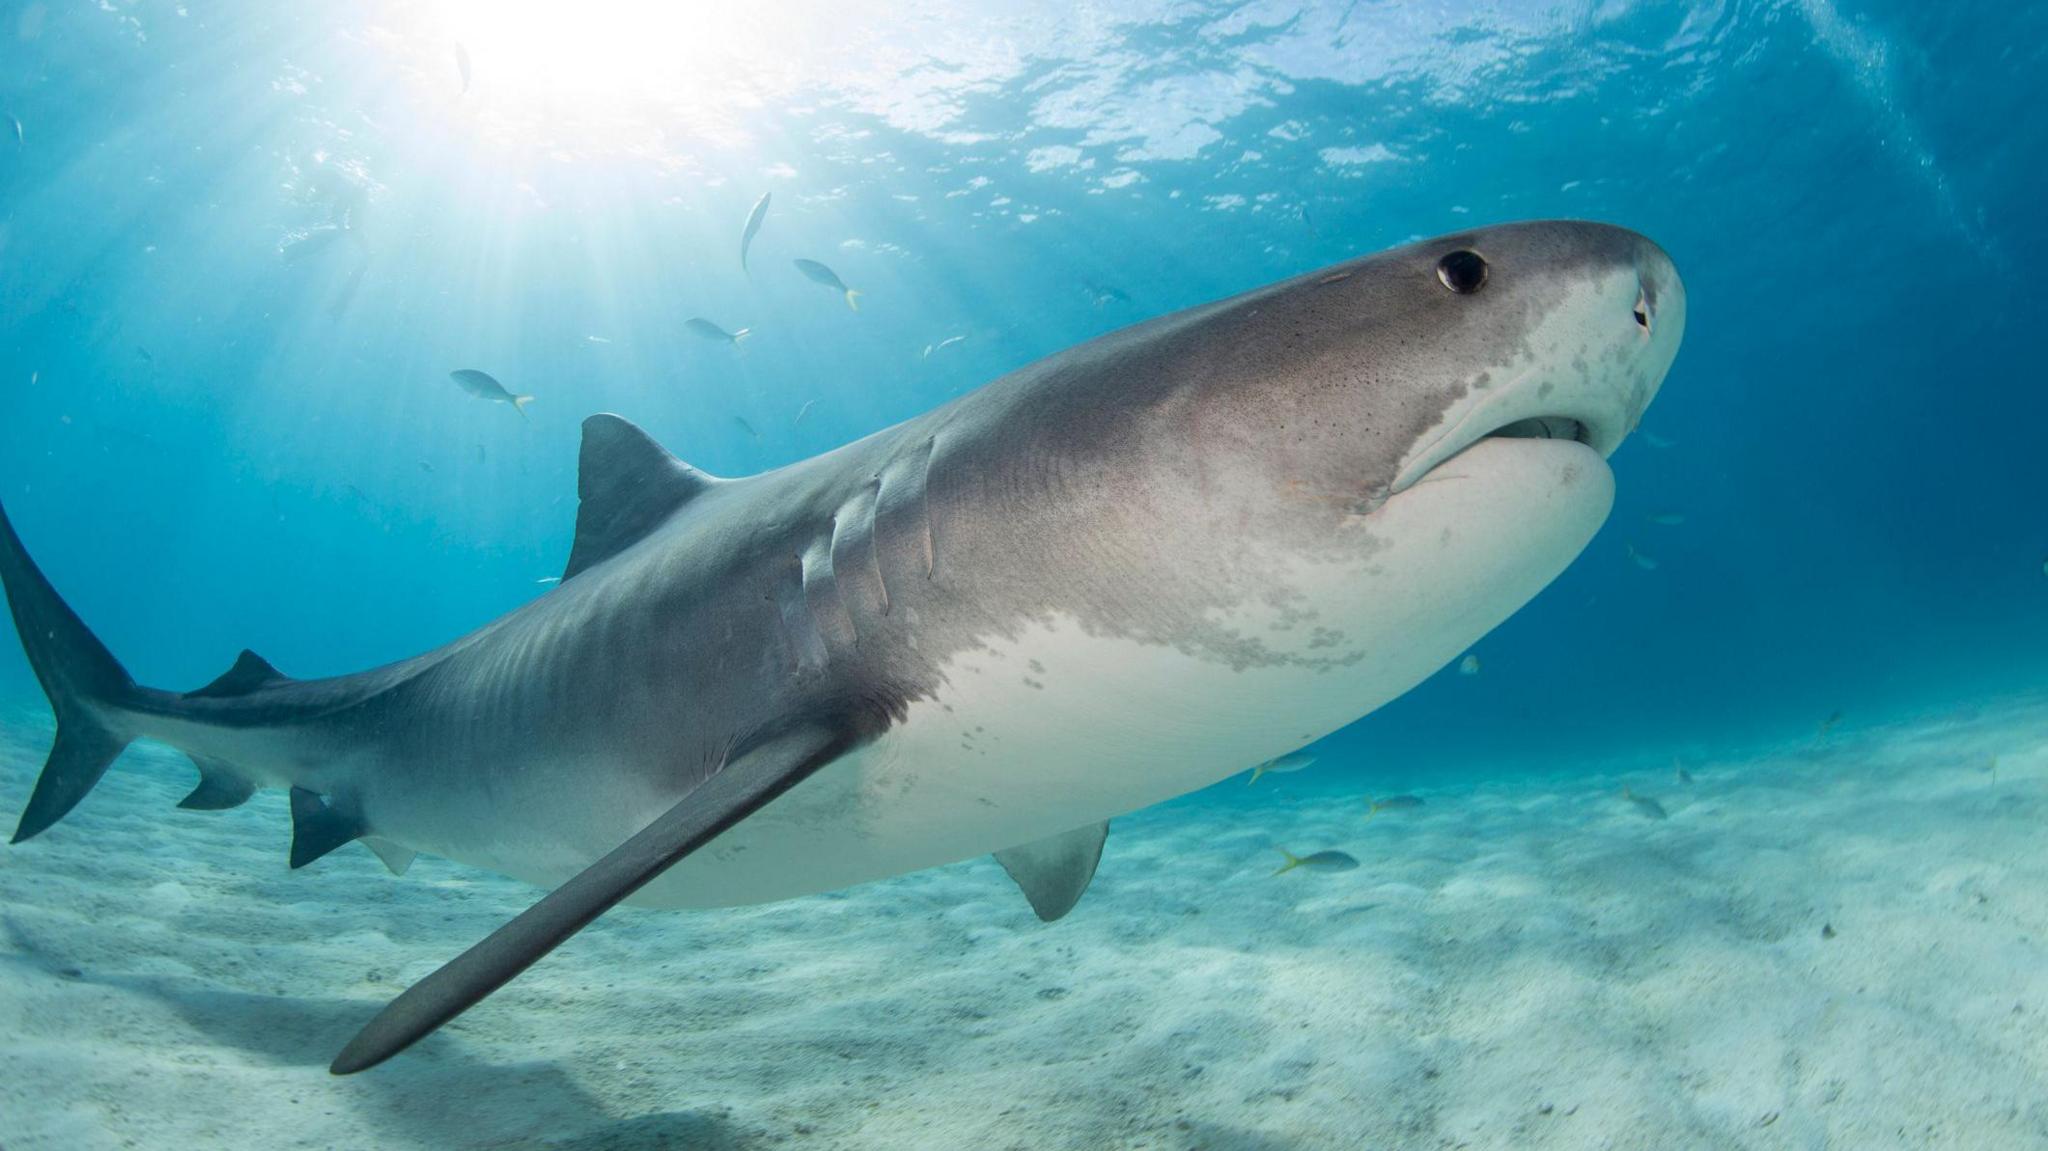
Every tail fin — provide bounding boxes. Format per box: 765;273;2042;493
730;327;752;345
0;502;138;843
1271;849;1302;876
512;395;534;419
1363;797;1376;823
1247;762;1267;785
844;289;861;312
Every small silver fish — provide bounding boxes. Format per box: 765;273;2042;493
1458;653;1480;676
740;192;770;274
794;258;860;310
1621;787;1668;820
1246;751;1314;785
793;399;817;426
449;369;532;417
7;113;21;146
585;335;612;345
732;415;761;440
1082;280;1131;308
536;577;561;586
454;43;472;94
923;334;967;360
1641;431;1676;449
1273;849;1359;875
1645;512;1686;526
1365;795;1423;820
1626;544;1659;571
686;318;751;345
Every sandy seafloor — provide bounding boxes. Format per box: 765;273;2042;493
2;696;2047;1151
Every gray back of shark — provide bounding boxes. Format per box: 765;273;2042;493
0;220;1684;1073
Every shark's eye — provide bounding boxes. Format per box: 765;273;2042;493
1436;249;1488;294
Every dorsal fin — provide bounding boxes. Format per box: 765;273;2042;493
187;649;291;700
563;415;718;581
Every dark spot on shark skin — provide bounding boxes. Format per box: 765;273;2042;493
1023;677;1044;690
1537;380;1555;400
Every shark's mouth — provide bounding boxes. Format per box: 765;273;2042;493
1486;415;1591;445
1392;400;1619;495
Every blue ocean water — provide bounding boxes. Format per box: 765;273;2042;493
4;2;2042;776
2;2;2047;1144
0;2;2039;778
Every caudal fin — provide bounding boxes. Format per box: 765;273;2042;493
0;502;138;842
844;289;861;312
1271;849;1303;876
511;395;534;419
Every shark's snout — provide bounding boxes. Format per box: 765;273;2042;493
1632;239;1681;339
1624;237;1686;430
1390;225;1685;494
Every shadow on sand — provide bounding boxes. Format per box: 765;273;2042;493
2;928;750;1150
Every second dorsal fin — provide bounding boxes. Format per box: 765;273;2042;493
187;649;292;700
563;415;719;581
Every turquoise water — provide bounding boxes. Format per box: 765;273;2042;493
3;2;2047;1147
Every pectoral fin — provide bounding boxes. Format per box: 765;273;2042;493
994;820;1110;922
329;723;853;1075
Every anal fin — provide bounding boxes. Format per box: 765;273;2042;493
178;758;256;811
995;820;1110;922
289;786;365;869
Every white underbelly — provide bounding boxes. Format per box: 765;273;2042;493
625;437;1614;908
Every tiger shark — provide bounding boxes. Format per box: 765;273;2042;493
0;220;1685;1074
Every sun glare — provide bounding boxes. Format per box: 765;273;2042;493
415;0;793;148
